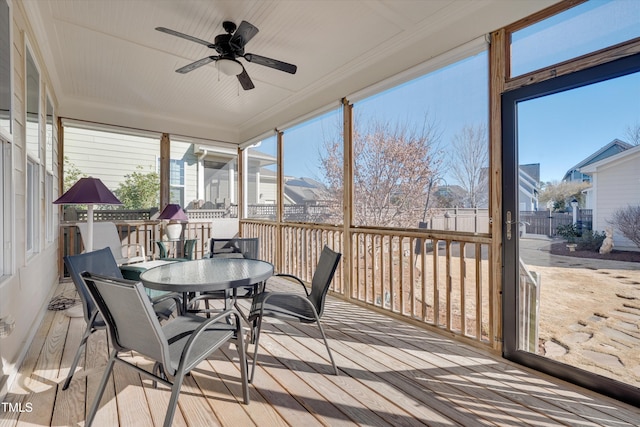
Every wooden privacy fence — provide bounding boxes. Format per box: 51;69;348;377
58;220;213;276
242;219;495;349
520;209;593;236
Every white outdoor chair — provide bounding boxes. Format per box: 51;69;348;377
78;221;146;265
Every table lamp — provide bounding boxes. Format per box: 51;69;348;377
158;204;188;240
53;177;122;252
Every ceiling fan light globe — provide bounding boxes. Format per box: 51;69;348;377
216;58;243;76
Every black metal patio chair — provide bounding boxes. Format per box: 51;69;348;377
247;245;341;382
81;272;249;427
61;247;181;390
191;237;261;316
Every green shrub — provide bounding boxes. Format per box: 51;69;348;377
576;230;606;252
556;223;580;243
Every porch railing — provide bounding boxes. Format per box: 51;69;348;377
242;219;494;348
58;220;213;276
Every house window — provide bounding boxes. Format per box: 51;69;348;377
46;95;54;172
45;172;53;243
0;0;10;138
510;0;640;78
26;158;39;255
25;47;40;162
0;138;10;276
169;158;185;206
45;96;54;243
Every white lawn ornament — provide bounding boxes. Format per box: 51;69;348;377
599;227;614;254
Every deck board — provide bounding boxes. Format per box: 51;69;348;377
2;278;639;427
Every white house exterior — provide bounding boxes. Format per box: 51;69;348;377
580;144;640;251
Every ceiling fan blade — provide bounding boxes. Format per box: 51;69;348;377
237;67;255;90
229;21;259;52
244;53;297;74
176;56;218;74
156;27;214;48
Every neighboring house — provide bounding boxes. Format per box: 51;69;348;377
580;144;640;251
562;139;632;183
284;177;327;205
65;128;242;210
519;163;540;211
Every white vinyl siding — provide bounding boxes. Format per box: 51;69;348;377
588;149;640;250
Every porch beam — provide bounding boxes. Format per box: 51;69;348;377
159;133;170;209
489;28;507;351
342;98;353;298
276;130;284;270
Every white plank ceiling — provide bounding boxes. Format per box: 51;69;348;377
22;0;557;144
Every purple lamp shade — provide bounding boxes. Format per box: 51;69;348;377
53;177;122;205
157;204;188;221
52;177;121;255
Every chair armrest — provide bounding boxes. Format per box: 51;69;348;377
272;273;310;296
151;292;184;315
177;309;243;373
121;243;147;262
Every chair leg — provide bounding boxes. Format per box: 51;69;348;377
163;371;187;427
248;315;264;384
85;350;117;427
62;325;93;390
235;319;250;404
316;320;339;376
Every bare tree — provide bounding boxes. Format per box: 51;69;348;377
610;205;640;248
624;121;640;146
449;124;488;207
538;180;590;211
320;115;442;228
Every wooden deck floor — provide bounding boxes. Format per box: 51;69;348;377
1;278;639;427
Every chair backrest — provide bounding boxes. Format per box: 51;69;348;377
156;241;169;259
183;239;197;260
308;246;341;317
63;247;124;324
232;237;259;260
210;237;259;260
78;222;134;264
82;273;172;370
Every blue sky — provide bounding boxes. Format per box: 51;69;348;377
518;72;640;183
262;0;640;186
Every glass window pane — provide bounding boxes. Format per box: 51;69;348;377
516;70;640;389
0;0;10;136
46;172;53;243
245;135;277;220
353;50;489;231
46;97;54;172
283;108;343;224
511;0;640;77
0;138;8;274
26;159;38;254
26;48;40;161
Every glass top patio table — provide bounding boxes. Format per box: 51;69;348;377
139;257;274;313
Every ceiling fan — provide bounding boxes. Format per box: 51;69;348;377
156;20;297;90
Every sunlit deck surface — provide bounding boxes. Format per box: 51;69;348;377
2;277;639;427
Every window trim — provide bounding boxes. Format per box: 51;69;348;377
505;0;640;90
